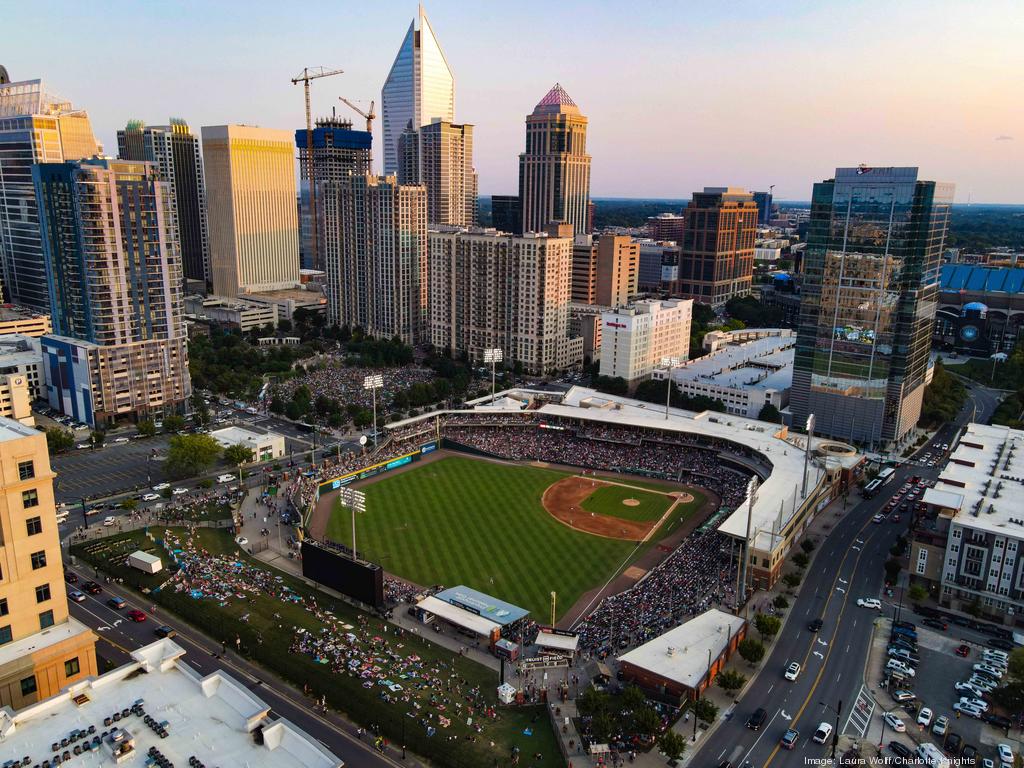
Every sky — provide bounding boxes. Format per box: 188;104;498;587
6;0;1023;203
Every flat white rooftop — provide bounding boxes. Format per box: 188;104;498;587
618;609;746;689
0;617;94;669
0;414;42;443
0;640;341;768
211;425;280;445
417;595;500;637
669;338;794;393
933;422;1024;537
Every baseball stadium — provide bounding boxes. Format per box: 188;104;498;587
297;386;855;653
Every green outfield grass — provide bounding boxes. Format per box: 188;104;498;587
579;483;674;523
326;456;646;619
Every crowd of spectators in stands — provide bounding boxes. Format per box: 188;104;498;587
274;363;435;410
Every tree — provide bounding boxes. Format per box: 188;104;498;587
754;613;782;640
989;681;1024;718
792;552;810;569
592;375;629;396
658;730;687;763
908;584;928;602
46;427;74;455
758;403;783;424
1007;647;1024;682
773;595;789;610
801;539;816;553
223;444;255;466
693;698;719;722
165;434;222;478
90;430;106;448
738;638;765;665
576;686;612;718
782;572;802;588
137;419;157;437
884;558;902;584
163;414;185;433
121;498;138;511
633;705;661;740
277;318;293;334
620;685;646;712
716;669;747;694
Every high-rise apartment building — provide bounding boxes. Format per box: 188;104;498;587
491;195;521;234
571;235;598;305
752;190;774;226
599;299;693;386
675;187;758;306
428;228;583;374
791;166;953;445
381;6;455;176
323;175;427;344
647;212;686;243
518;84;591;236
33;158;191;426
0;78;101;312
399;119;477;226
0;417;97;709
117;119;211;285
202;125;299;296
571;235;638;307
295;118;372;270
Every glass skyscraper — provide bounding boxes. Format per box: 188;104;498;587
381;6;455;177
790;166;954;446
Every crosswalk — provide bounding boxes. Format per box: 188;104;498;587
844;685;876;738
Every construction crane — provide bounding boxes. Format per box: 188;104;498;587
338;97;376;167
291;66;344;271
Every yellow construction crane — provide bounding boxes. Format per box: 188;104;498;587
338;97;376;167
291;66;344;270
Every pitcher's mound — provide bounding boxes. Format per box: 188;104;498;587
622;498;640;507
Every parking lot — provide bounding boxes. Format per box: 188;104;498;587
52;435;172;502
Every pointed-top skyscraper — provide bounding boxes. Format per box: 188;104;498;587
518;83;591;236
381;5;455;175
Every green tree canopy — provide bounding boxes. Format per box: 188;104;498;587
46;427;74;455
738;638;765;665
165;434;222;478
658;730;687;762
137;419;157;437
223;444;255;466
754;613;782;640
716;668;747;694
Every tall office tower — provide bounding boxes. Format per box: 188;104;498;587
571;235;598;304
398;119;477;226
428;228;582;374
0;78;101;312
491;195;521;234
33;158;192;426
117;119;211;284
296;118;372;271
752;190;774;226
587;200;595;234
381;5;455;176
518;84;591;236
790;166;953;446
0;417;97;709
571;234;638;307
202;125;299;296
323;175;427;344
675;187;758;306
647;212;686;242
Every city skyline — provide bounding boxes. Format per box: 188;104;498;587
5;0;1021;204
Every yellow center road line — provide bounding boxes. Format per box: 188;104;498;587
763;513;881;767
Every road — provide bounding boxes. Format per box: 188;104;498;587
64;563;402;768
696;384;1001;768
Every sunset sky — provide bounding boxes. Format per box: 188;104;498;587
7;0;1022;202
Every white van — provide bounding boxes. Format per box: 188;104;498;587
916;742;951;768
217;474;236;484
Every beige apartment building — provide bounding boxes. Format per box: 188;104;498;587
202;125;299;297
428;228;582;375
0;307;51;338
572;234;639;307
0;418;97;709
599;299;693;386
399;119;477;227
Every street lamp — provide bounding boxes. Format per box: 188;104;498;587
659;357;683;420
363;374;383;447
484;349;503;403
991;352;1008;383
818;699;843;760
338;487;366;561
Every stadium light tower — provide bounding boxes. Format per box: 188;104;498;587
659;357;683;419
484;349;503;403
338;486;366;561
363;374;384;446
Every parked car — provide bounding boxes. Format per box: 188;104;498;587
987;638;1016;651
141;493;160;502
746;708;767;730
999;745;1015;766
889;741;913;760
984;714;1012;730
923;618;948;630
812;722;833;744
955;644;971;657
917;708;933;727
973;663;1004;679
102;515;116;526
883;712;906;732
152;482;170;491
894;620;916;631
932;715;949;736
945;733;963;755
858;598;882;609
172;487;189;496
886;659;915;677
780;729;799;750
873;514;885;524
958;697;988;712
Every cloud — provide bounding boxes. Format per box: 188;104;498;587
995;135;1014;141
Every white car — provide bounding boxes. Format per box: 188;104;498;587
102;516;116;527
152;482;170;491
932;715;949;736
857;598;882;609
883;712;906;733
968;676;996;693
114;437;130;444
973;663;1004;679
955;682;985;698
172;487;189;496
886;659;915;677
141;493;160;502
958;696;988;712
217;474;235;484
784;661;801;681
76;443;90;449
812;722;833;744
953;701;984;718
998;745;1014;765
916;707;933;727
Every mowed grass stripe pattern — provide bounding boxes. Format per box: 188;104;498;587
579;484;674;523
326;456;637;620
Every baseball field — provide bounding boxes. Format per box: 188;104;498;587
324;455;705;620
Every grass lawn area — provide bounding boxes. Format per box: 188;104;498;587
72;527;563;768
326;456;639;620
579;484;673;523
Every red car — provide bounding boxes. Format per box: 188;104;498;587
127;609;147;623
955;644;971;657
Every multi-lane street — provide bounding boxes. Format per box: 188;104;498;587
696;384;1002;767
64;562;402;768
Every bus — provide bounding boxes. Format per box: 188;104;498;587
864;467;897;498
